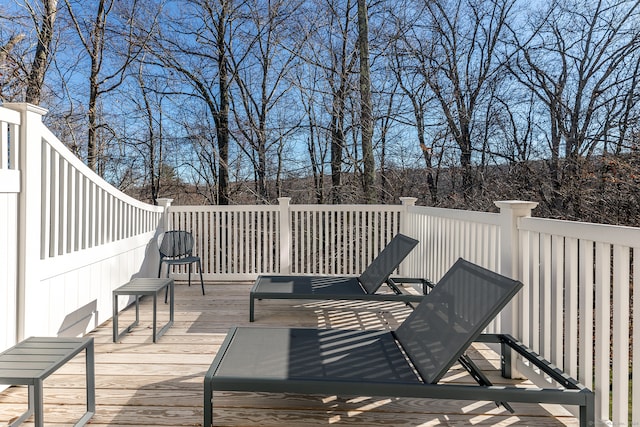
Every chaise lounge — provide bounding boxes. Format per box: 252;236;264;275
249;233;432;321
205;258;594;426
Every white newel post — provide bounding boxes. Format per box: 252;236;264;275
495;201;539;275
6;103;48;341
278;197;291;274
494;200;538;377
399;197;417;237
157;198;173;233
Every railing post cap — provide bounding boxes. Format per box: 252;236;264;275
399;197;418;206
157;198;173;208
3;102;49;116
278;197;291;205
494;200;539;211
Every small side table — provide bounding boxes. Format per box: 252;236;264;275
113;278;174;343
0;336;95;427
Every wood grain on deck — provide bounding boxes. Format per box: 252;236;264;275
0;282;577;426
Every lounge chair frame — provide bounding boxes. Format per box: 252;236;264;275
204;259;594;426
249;233;432;321
205;330;593;426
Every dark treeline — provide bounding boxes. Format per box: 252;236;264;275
1;0;639;225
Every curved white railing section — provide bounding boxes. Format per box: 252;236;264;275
1;103;163;343
39;124;162;270
0;107;21;353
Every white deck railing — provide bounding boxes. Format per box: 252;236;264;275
0;106;21;353
0;103;163;346
162;198;409;280
2;101;635;424
517;217;640;424
166;198;636;424
403;203;639;424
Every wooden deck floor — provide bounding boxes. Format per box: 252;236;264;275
0;282;579;426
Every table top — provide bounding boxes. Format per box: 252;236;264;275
114;278;173;294
0;336;93;383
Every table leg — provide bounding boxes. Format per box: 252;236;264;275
250;294;255;322
152;293;158;343
74;341;96;426
33;379;44;427
134;295;140;326
170;280;174;323
112;293;118;342
113;293;141;342
86;343;96;413
155;281;174;341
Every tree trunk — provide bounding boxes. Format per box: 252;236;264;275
87;0;107;172
25;0;57;104
216;0;230;205
416;111;437;204
357;0;375;203
330;94;345;204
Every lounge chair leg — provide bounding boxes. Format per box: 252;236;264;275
459;354;514;413
580;391;595;427
204;376;213;427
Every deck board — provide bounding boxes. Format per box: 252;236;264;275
0;282;579;426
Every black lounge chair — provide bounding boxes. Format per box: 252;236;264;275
205;258;594;426
249;233;432;321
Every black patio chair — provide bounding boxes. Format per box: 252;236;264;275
158;231;205;300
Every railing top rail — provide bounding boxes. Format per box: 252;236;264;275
519;216;640;247
167;204;279;212
408;205;501;226
290;204;403;212
166;204;405;213
40;125;163;213
0;107;21;125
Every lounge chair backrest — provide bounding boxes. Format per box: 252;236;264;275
159;230;195;259
394;258;523;384
358;234;419;294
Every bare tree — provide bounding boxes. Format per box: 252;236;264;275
63;0;149;173
0;33;26;101
132;59;164;203
150;0;238;204
508;0;640;217
24;0;58;104
295;0;359;203
327;0;357;204
405;0;515;200
230;0;304;203
389;44;440;203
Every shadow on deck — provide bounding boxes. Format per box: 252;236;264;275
0;282;578;426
